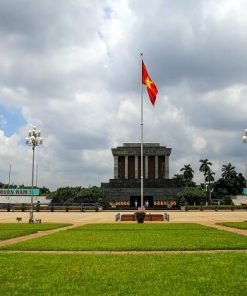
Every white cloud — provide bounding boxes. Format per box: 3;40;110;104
192;136;207;152
0;0;247;190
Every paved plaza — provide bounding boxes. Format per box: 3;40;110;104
0;210;246;225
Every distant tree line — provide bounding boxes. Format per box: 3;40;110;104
0;181;104;204
173;159;246;205
47;186;104;204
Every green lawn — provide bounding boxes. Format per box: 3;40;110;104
0;252;247;296
218;221;247;230
0;223;71;241
2;223;247;251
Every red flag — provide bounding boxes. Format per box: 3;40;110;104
142;61;158;105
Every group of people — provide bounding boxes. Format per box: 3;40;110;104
134;200;149;208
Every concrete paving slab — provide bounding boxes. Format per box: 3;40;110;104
0;210;246;224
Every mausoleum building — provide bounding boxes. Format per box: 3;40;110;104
101;143;181;209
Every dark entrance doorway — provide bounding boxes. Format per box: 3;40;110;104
130;196;153;208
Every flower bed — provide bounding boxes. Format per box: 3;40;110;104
120;213;163;222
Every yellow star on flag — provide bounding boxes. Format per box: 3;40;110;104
145;77;153;89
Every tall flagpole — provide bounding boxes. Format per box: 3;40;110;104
140;53;144;209
8;164;11;187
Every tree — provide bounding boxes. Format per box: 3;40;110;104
205;169;215;201
39;186;50;195
199;159;212;190
237;173;246;190
50;186;104;204
177;187;206;205
172;174;186;187
222;163;237;180
213;165;246;202
76;186;104;203
205;169;215;185
180;164;194;185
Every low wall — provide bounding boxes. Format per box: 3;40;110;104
0;196;48;204
120;213;164;222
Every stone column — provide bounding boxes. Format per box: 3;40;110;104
135;156;138;179
114;156;118;179
145;155;148;179
165;155;169;179
155;156;158;179
125;155;128;179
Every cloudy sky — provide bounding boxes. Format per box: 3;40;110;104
1;0;247;190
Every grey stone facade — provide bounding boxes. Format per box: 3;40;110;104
112;143;171;179
101;143;181;208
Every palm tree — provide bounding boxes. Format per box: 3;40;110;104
173;174;186;187
199;159;212;190
205;169;215;202
180;164;194;185
222;163;237;180
205;169;215;185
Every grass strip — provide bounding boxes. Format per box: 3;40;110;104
0;252;247;296
0;223;71;241
217;222;247;230
1;223;246;251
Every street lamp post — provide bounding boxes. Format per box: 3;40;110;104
25;126;43;223
242;129;247;180
243;129;247;143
